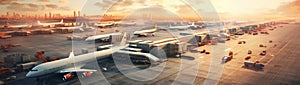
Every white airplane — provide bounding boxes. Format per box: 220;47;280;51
4;22;32;29
169;22;196;30
85;32;122;42
56;23;84;32
94;23;114;28
85;27;123;42
133;25;158;37
118;22;136;26
37;19;64;27
84;23;96;30
26;32;129;80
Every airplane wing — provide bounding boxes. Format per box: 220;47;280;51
57;68;97;73
79;28;84;31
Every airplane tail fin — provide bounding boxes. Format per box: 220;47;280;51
154;24;158;30
191;22;195;26
37;20;41;25
68;51;75;58
60;19;64;24
80;22;84;27
120;32;128;46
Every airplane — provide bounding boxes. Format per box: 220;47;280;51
117;22;136;26
3;22;32;29
168;22;196;30
37;19;64;27
84;23;96;30
26;32;129;81
94;23;114;28
56;23;85;32
85;27;123;42
133;25;158;37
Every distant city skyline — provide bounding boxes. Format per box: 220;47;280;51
0;0;299;20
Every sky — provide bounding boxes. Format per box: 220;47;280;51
0;0;299;20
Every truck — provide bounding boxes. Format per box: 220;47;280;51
222;56;232;63
235;31;244;35
244;61;264;69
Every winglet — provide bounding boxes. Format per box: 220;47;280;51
69;52;75;58
191;22;195;26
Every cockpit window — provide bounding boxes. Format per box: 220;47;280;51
30;69;38;71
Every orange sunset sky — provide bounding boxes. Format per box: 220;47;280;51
0;0;299;20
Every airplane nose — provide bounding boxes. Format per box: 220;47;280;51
26;72;32;77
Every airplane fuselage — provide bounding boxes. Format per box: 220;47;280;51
26;46;125;77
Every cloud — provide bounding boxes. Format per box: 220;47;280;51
115;0;134;6
5;1;70;12
94;2;107;9
93;0;203;20
59;6;71;11
276;0;300;16
58;0;68;4
6;2;44;11
27;3;38;8
45;4;70;11
94;0;115;10
94;0;138;11
45;4;58;9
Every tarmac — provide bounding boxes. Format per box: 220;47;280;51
1;22;300;85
